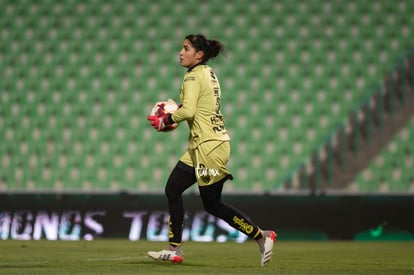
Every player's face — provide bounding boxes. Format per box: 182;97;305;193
179;39;203;68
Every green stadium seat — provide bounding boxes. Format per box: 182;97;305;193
1;0;414;192
354;117;414;192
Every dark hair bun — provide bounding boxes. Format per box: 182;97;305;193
206;39;224;59
185;34;224;62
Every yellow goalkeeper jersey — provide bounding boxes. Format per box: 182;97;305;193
171;64;230;149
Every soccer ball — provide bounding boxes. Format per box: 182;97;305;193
149;99;180;132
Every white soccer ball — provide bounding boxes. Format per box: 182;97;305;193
149;99;180;132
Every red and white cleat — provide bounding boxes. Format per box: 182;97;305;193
258;230;277;267
148;246;184;264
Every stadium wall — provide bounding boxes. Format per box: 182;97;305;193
1;193;413;242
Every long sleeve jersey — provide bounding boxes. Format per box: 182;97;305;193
171;64;230;149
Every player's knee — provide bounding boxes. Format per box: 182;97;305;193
165;182;178;201
203;201;221;217
204;206;218;216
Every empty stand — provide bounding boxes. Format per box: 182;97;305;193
0;0;413;192
353;117;414;192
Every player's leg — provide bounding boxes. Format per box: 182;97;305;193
196;141;277;266
148;156;196;263
199;177;277;266
165;160;196;247
199;177;263;239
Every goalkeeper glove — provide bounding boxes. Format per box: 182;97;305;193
147;113;174;131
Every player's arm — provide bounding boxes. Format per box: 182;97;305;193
171;75;200;123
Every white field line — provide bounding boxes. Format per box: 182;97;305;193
0;256;147;266
0;261;49;266
86;256;146;262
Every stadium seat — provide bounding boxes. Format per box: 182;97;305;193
354;117;414;192
1;0;413;192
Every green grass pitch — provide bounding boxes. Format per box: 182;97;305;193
0;240;413;274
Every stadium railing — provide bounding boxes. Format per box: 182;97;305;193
281;47;414;194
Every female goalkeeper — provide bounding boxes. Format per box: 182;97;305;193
147;34;276;267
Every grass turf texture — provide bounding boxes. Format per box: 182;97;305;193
0;240;413;274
